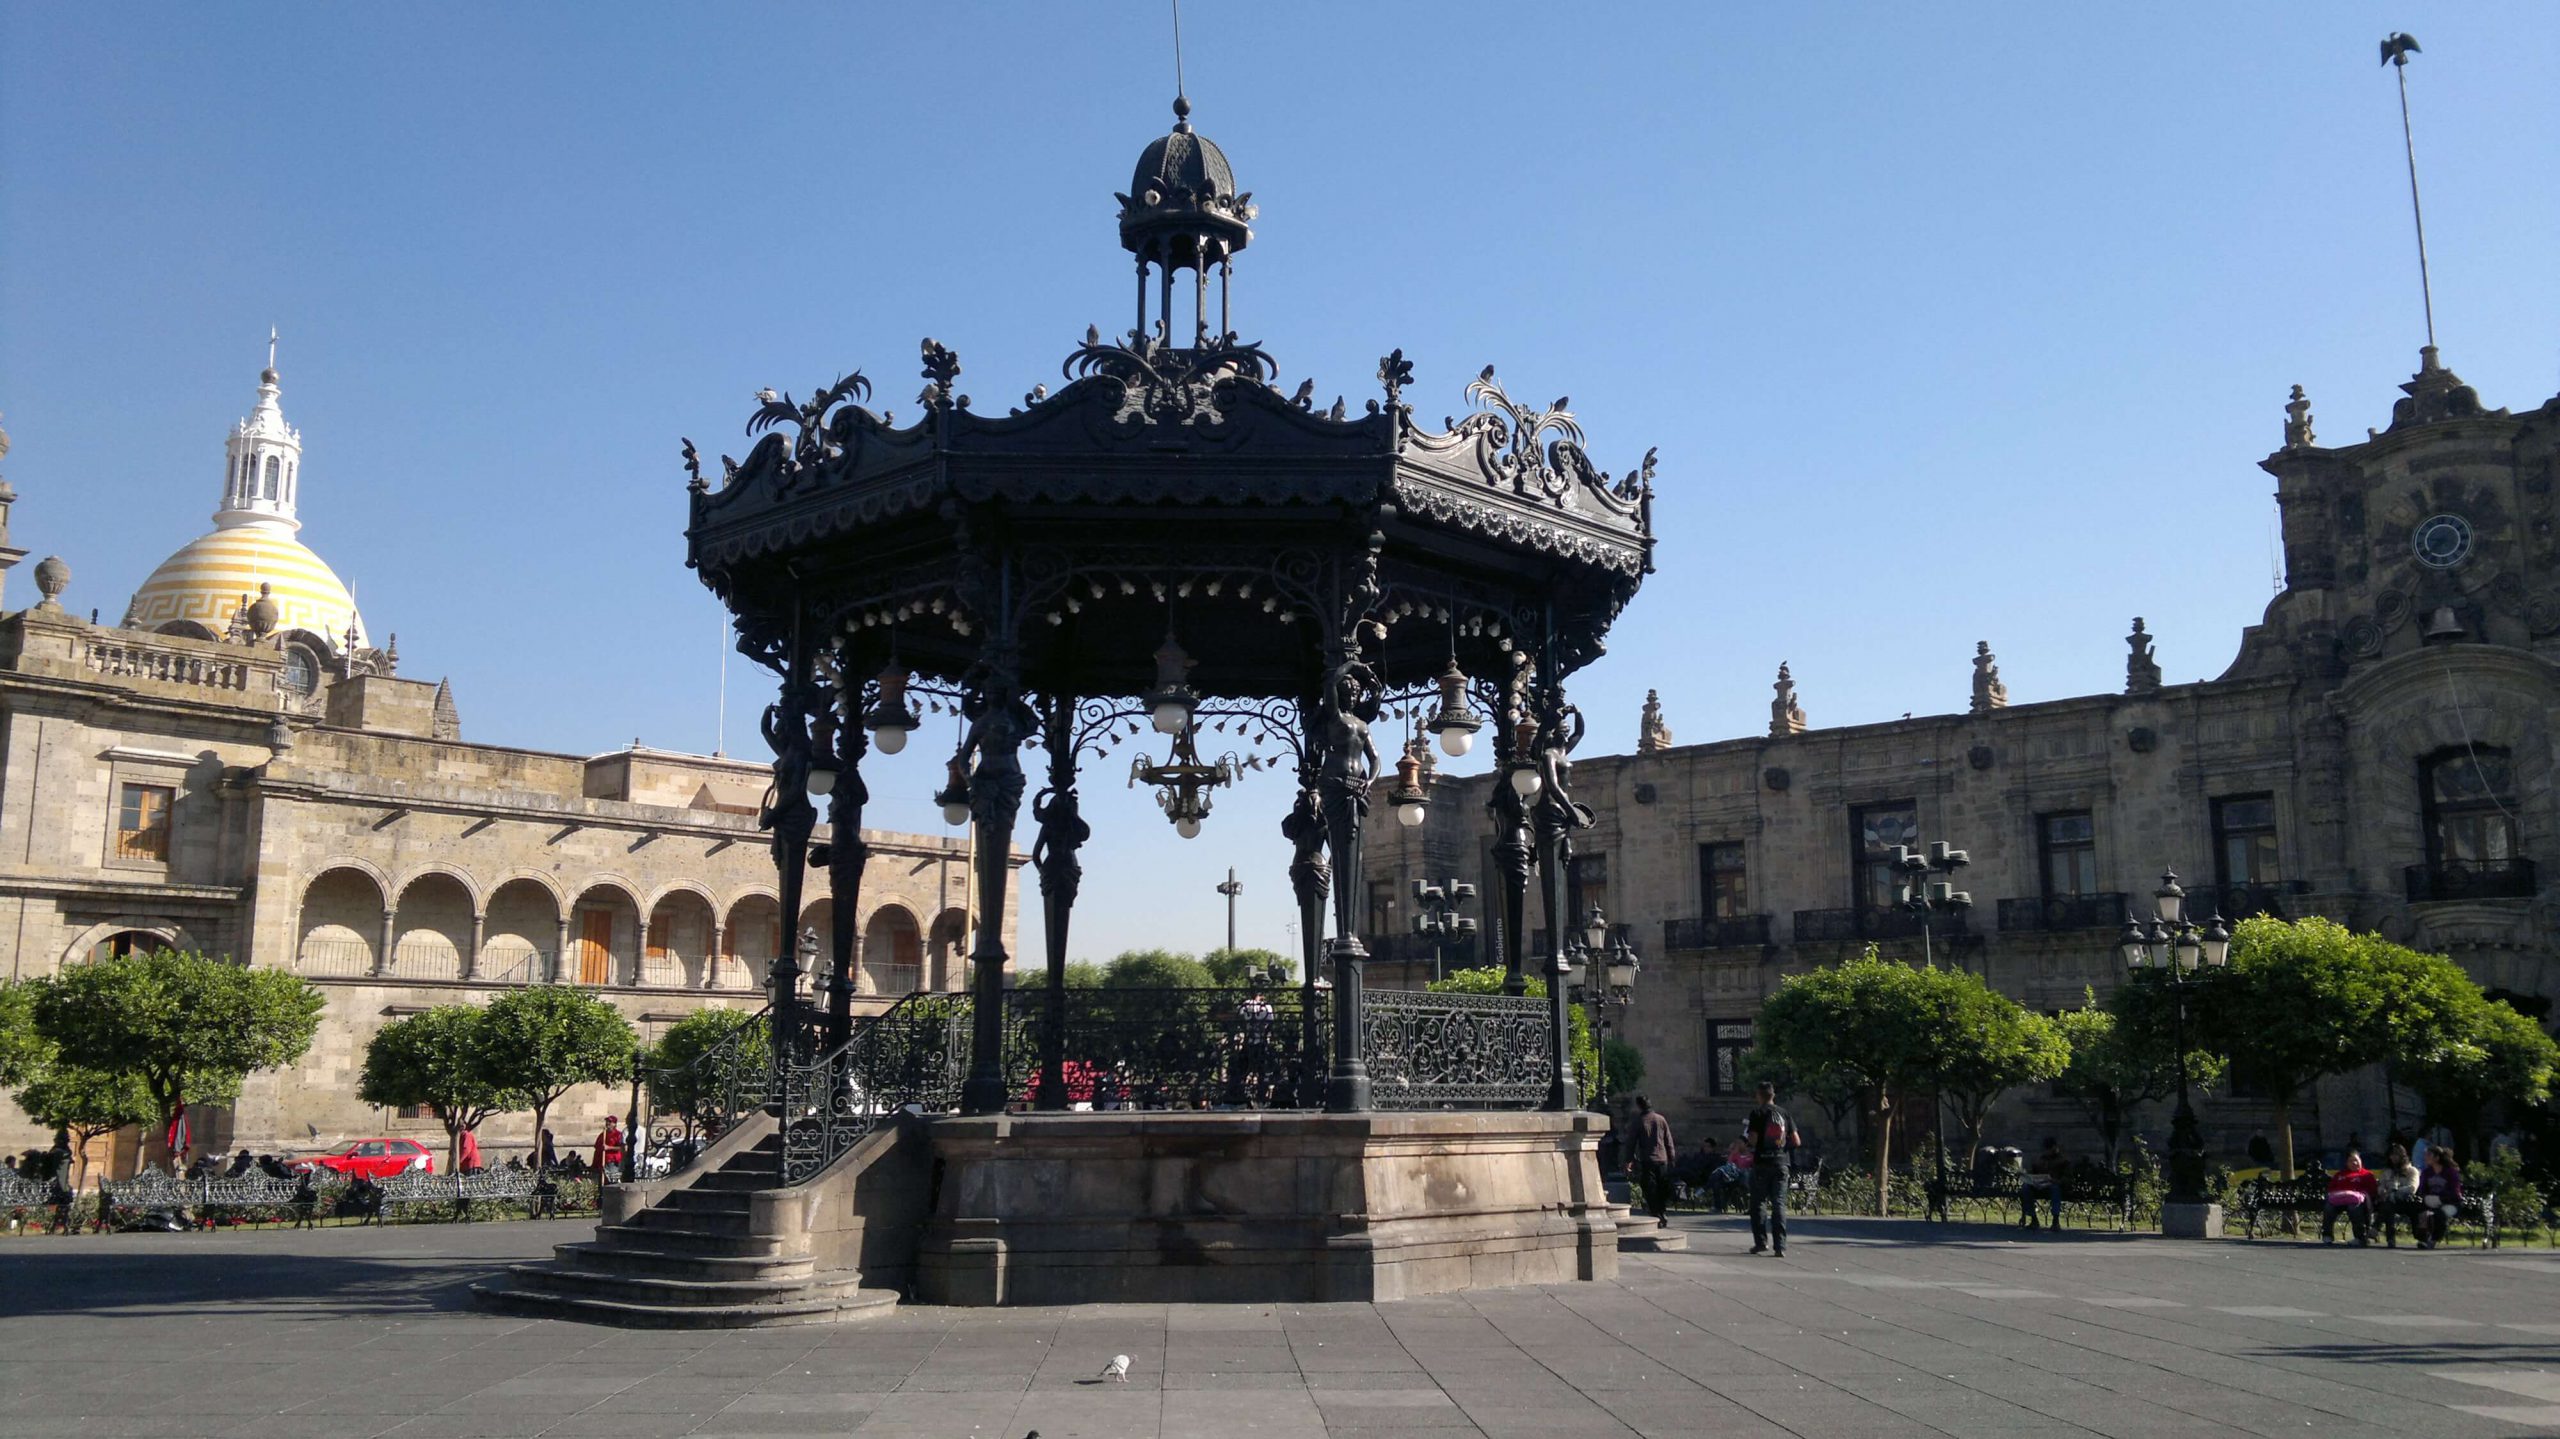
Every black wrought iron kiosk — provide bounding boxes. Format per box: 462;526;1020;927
482;100;1657;1319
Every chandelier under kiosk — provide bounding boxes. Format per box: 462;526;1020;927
684;95;1657;1121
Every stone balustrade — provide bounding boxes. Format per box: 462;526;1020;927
83;637;253;692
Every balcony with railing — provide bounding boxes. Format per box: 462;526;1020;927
295;939;375;978
382;940;465;982
1791;906;1964;944
1995;893;2129;934
83;636;255;693
1360;933;1482;970
2406;857;2537;903
476;947;550;985
1661;914;1772;952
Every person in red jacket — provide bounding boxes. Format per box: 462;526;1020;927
592;1116;626;1179
2323;1150;2379;1245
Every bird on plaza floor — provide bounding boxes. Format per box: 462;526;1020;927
1099;1354;1131;1382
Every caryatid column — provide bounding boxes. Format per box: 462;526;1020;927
821;674;871;1053
959;630;1034;1117
1030;693;1089;1111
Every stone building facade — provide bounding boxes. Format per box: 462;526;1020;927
1366;350;2560;1157
0;362;1019;1170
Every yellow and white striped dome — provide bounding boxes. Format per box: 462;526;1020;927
122;349;367;646
124;521;365;645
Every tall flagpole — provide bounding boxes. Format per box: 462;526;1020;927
2382;32;2435;350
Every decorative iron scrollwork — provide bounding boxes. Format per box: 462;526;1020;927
1361;988;1555;1109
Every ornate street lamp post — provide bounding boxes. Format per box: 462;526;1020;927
1892;840;1971;1194
2119;869;2232;1238
1561;904;1639;1107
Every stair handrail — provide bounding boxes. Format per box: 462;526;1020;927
774;992;988;1185
642;1002;775;1175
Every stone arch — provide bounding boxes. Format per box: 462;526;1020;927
57;920;195;970
567;879;645;987
296;865;388;977
928;908;969;991
2364;701;2552;876
724;893;782;991
862;904;923;995
390;872;473;981
392;864;483;915
483;876;564;984
645;889;719;989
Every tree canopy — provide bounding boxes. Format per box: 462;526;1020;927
1753;951;2020;1214
358;1006;524;1170
478;985;638;1144
1203;947;1294;987
0;978;53;1089
2400;993;2559;1157
28;949;323;1142
1101;950;1215;990
15;1064;154;1177
1932;987;2070;1164
2054;991;2224;1169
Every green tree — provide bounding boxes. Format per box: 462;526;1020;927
2165;917;2428;1176
2055;992;2225;1170
645;1007;770;1133
1102;949;1214;989
0;977;54;1089
2401;995;2560;1160
1753;950;1982;1215
15;1065;153;1186
29;949;323;1156
1425;966;1597;1100
479;986;638;1152
1601;1039;1645;1098
1934;990;2070;1165
1059;961;1107;990
1203;947;1293;988
1737;1047;1861;1143
358;1006;525;1172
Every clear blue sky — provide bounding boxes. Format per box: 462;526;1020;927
5;5;2555;965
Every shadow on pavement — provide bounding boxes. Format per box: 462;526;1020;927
1673;1214;2154;1248
0;1248;497;1320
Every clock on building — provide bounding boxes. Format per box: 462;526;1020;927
2412;513;2473;570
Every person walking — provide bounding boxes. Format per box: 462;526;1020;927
1630;1096;1675;1222
458;1126;481;1175
1744;1080;1796;1258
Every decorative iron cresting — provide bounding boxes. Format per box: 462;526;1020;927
775;993;982;1185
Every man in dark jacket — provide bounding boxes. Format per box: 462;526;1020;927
1630;1096;1675;1221
1745;1081;1796;1257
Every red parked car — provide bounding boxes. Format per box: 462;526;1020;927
293;1138;435;1180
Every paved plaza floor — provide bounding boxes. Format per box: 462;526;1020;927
3;1213;2558;1438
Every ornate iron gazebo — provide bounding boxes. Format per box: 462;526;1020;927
683;98;1654;1150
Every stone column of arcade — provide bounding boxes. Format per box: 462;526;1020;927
1030;693;1087;1111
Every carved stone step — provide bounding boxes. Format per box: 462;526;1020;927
595;1221;779;1257
554;1241;815;1284
502;1262;860;1308
469;1277;895;1330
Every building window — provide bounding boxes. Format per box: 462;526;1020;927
262;454;280;499
281;643;320;697
1568;852;1610;926
114;783;174;863
396;1104;430;1121
1852;801;1919;911
1366;879;1396;938
2423;749;2520;869
2212;795;2280;888
2040;812;2099;900
1707;1020;1755;1097
1700;843;1748;920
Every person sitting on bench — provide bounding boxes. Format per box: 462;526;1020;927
2020;1138;2067;1230
2322;1151;2378;1245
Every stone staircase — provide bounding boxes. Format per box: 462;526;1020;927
471;1132;901;1328
1609;1203;1688;1253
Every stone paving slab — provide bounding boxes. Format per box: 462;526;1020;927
5;1215;2560;1437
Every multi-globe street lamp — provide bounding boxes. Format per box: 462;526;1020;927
1892;840;1971;1195
1561;904;1640;1108
1408;877;1478;983
2119;869;2230;1229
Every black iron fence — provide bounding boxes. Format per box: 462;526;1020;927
1007;986;1325;1113
1662;914;1772;951
1994;893;2130;933
776;993;975;1185
2406;858;2537;903
1362;988;1555;1109
1792;907;1967;944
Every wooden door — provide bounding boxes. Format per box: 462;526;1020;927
576;909;614;985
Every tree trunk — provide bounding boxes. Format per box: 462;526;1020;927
445;1117;464;1176
1871;1097;1895;1217
2271;1091;2296;1176
531;1098;551;1167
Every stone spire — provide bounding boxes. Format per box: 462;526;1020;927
1769;662;1806;736
217;331;305;532
432;678;461;740
2387;346;2494;431
1638;689;1674;752
2126;617;2162;695
1969;641;2009;713
2282;385;2315;449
